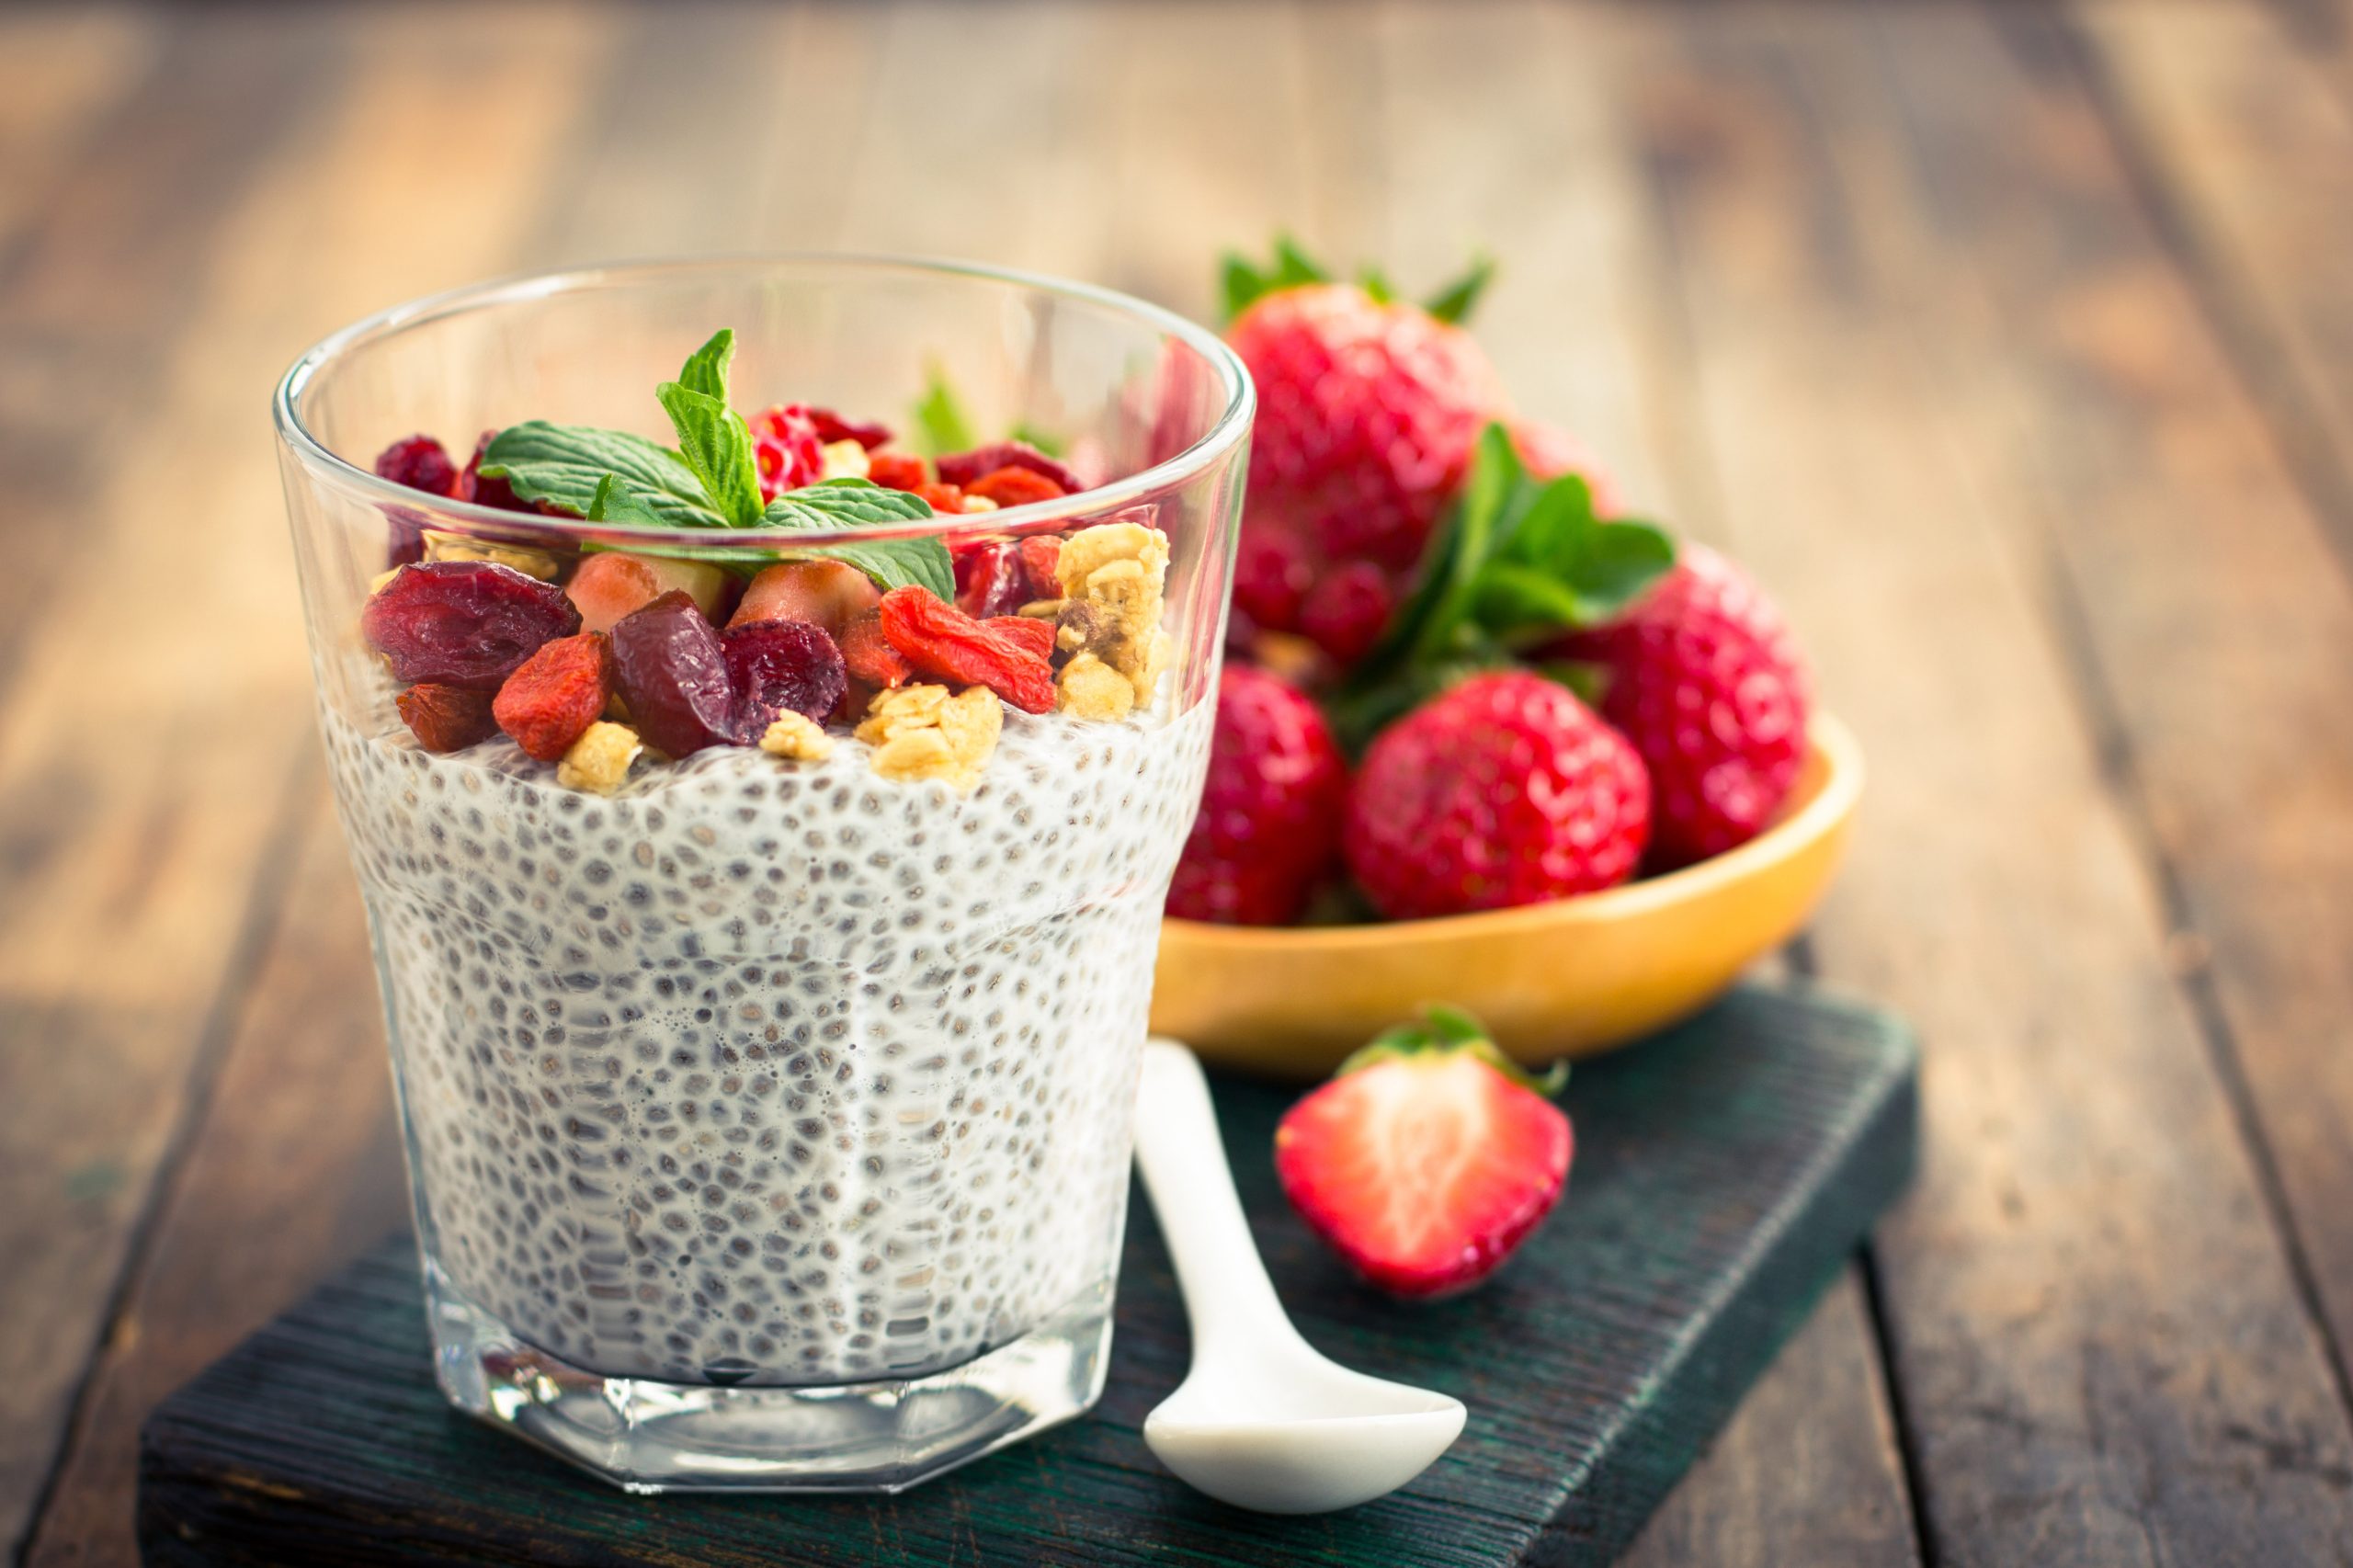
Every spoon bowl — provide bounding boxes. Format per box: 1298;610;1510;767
1132;1040;1466;1514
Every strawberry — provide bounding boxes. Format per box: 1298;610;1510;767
1550;542;1810;869
1222;242;1506;663
1275;1005;1572;1298
730;559;880;637
1344;670;1648;919
1166;665;1349;926
566;551;730;634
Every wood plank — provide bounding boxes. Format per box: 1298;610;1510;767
1908;0;2353;1425
1597;2;2353;1560
0;5;610;1554
1368;4;1918;1555
137;990;1918;1566
24;800;404;1568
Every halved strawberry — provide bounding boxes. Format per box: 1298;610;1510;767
566;551;730;634
1274;1006;1572;1298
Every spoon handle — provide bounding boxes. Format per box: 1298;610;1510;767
1134;1039;1303;1363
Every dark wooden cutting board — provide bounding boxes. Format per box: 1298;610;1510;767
138;983;1915;1567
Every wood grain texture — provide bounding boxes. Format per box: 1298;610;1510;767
137;989;1917;1568
1606;4;2353;1562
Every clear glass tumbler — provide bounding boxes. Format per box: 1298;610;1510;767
273;258;1249;1492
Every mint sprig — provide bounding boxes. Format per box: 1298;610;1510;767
1329;421;1675;750
474;329;953;596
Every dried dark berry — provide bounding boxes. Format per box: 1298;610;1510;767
609;590;734;757
374;435;460;497
395;684;497;752
722;618;847;741
954;540;1028;619
934;440;1081;494
807;408;892;450
362;561;582;690
459;429;528;511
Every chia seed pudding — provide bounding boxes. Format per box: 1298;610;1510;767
328;695;1211;1386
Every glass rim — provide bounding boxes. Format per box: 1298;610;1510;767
271;253;1256;550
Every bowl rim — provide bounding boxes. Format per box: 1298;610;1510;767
1162;711;1865;950
270;252;1256;551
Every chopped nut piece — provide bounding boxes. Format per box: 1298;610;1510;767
1017;597;1065;619
422;530;562;581
820;439;871;481
958;494;999;513
856;682;1001;790
1057;653;1135;721
556;722;642;794
758;710;835;762
1052;521;1170;708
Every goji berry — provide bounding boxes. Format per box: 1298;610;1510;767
985;615;1056;660
494;632;612;762
935;440;1081;494
963;466;1066;508
840;611;913;689
1017;535;1062;601
915;482;966;515
876;586;1056;714
868;452;929;492
396;684;498;753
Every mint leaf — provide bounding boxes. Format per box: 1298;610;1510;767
585;473;669;527
1008;419;1066;459
677;328;734;403
480;422;722;528
1423;254;1496;325
655;381;763;528
912;364;977;455
760;480;951;597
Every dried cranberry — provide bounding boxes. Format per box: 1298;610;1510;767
807;408;892;449
722;619;847;740
954;540;1029;619
934;441;1082;494
374;435;460;497
609;591;734;756
395;684;497;752
362;561;582;690
868;453;928;493
458;430;529;511
747;404;825;500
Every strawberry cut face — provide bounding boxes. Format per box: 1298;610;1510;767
1274;1047;1572;1298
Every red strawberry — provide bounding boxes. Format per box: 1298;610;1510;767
746;404;825;500
1166;665;1348;926
1227;270;1505;661
1276;1006;1572;1298
1550;543;1809;869
1344;671;1648;919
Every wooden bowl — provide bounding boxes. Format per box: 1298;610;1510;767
1149;713;1864;1079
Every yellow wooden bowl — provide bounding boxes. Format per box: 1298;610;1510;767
1150;713;1864;1079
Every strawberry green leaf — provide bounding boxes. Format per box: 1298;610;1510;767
1219;233;1334;319
1358;265;1395;305
656;380;763;528
478;422;722;528
1335;1004;1569;1096
1563;520;1677;620
1423;253;1496;325
911;363;978;456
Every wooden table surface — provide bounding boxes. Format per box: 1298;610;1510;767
7;2;2353;1563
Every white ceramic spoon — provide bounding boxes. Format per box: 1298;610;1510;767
1131;1038;1467;1514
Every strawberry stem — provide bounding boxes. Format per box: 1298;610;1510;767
1336;1005;1570;1096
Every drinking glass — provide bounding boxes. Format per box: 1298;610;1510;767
273;257;1249;1492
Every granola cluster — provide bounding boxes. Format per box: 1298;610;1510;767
855;682;1004;792
1052;521;1171;721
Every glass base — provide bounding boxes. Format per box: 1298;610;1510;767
423;1263;1115;1494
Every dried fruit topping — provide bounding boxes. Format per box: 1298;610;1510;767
1017;536;1063;601
808;408;892;449
855;682;1002;791
363;561;582;690
730;560;881;637
1275;1006;1572;1299
422;530;562;581
556;721;643;794
983;615;1056;661
746;404;826;501
722;618;847;737
608;590;735;757
915;482;967;515
395;683;498;753
1056;653;1133;722
877;585;1057;713
374;435;460;498
1053;521;1170;708
935;440;1082;494
868;452;929;493
757;710;834;762
566;551;730;635
962;466;1067;508
459;430;529;511
493;632;613;763
839;610;913;690
953;540;1029;619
